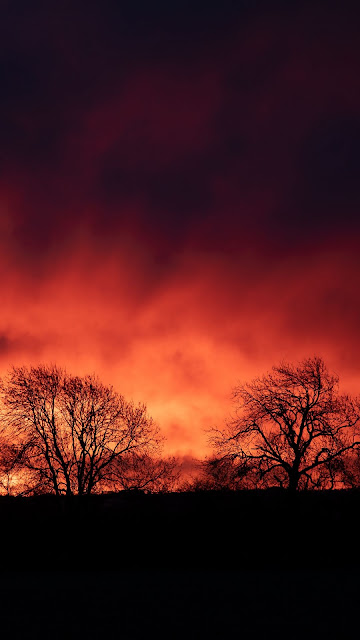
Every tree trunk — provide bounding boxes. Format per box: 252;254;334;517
288;470;300;492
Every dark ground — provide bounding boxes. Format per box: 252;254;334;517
0;490;359;637
1;488;359;569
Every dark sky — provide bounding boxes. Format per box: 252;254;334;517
0;0;359;454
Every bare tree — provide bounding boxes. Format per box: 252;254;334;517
0;436;49;496
0;441;23;495
334;449;360;489
0;365;162;496
210;357;360;491
108;453;180;493
201;454;258;491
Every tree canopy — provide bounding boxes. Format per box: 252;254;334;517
0;365;163;495
209;357;360;491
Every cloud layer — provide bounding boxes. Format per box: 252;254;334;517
0;1;359;454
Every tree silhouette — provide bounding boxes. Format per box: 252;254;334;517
108;453;180;492
0;365;162;495
0;440;26;495
334;449;360;489
200;454;258;490
210;357;360;491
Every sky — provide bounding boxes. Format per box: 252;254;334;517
0;0;359;456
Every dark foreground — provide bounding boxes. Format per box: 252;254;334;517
1;488;360;570
1;490;359;638
0;569;358;639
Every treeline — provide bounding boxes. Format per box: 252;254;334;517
1;357;360;496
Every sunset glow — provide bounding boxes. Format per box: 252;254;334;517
1;1;359;458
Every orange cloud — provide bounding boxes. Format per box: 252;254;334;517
0;237;359;456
